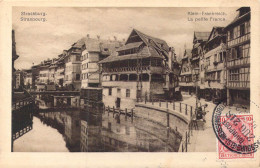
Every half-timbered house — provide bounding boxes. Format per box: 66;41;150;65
191;32;210;98
204;27;227;103
179;49;193;95
81;36;122;88
225;7;250;107
64;38;85;90
99;29;178;109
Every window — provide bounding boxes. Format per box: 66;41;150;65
229;69;239;81
240;24;245;36
126;89;130;98
234;26;240;39
219;53;223;62
76;56;81;61
76;74;80;80
214;54;217;62
109;88;112;96
236;46;243;59
229;29;234;40
217;71;221;82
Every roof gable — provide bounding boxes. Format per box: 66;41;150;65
125;30;144;45
99;29;170;63
194;32;211;43
207;27;224;42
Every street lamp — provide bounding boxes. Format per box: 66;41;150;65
193;68;200;109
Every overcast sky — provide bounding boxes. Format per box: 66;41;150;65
13;7;238;70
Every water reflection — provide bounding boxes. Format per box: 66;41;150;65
36;105;182;152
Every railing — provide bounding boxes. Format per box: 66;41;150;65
227;57;250;68
143;99;195;120
12;97;34;110
179;123;192;152
227;81;250;88
227;33;250;47
103;66;150;73
141;99;196;152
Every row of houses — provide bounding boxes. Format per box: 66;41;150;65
16;35;124;91
15;29;181;109
179;7;250;107
14;7;250;109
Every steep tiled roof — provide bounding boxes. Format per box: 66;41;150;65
100;41;123;55
194;32;211;41
99;46;163;63
72;37;87;48
134;29;169;58
84;38;101;52
117;41;143;51
99;29;169;64
225;10;250;29
207;27;225;42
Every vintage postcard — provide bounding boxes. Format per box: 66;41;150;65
0;0;260;167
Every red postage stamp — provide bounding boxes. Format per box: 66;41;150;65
218;115;254;159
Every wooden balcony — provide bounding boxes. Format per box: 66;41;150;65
227;57;250;69
103;66;163;74
227;33;250;47
227;81;250;89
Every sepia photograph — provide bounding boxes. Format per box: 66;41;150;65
11;6;254;155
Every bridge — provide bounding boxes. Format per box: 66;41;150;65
28;91;80;96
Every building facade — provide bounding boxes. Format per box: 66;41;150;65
191;32;210;98
14;70;24;89
81;37;122;88
179;49;193;95
99;29;175;109
64;39;85;90
225;7;250;107
55;52;66;87
48;58;58;84
23;69;33;89
37;60;51;91
204;27;227;103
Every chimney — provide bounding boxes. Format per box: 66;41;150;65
87;34;90;39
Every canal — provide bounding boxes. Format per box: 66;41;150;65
13;103;182;152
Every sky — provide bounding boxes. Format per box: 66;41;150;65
12;7;238;70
